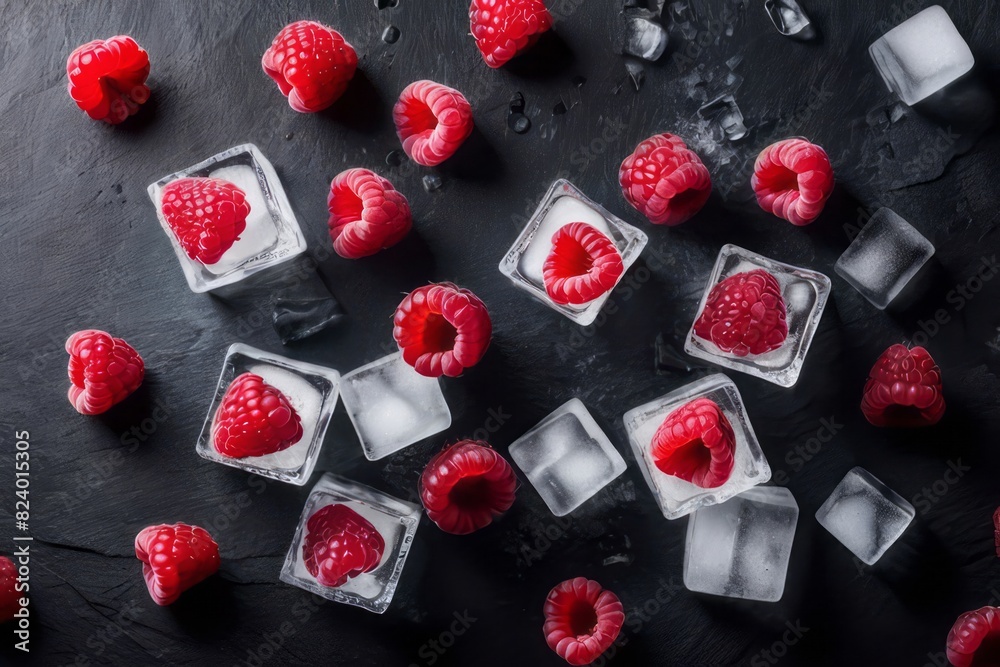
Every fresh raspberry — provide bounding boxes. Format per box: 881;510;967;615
994;507;1000;559
469;0;553;68
542;222;624;306
543;577;625;666
66;330;145;415
693;269;788;356
861;344;945;427
393;81;474;167
0;556;21;623
650;398;735;488
751;138;835;226
66;35;150;125
212;373;303;458
328;168;412;259
393;283;492;378
419;440;517;535
619;133;712;226
262;20;357;113
134;523;220;606
160;177;250;265
947;607;1000;667
302;504;384;588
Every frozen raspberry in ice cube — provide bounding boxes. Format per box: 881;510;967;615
66;330;145;415
393;80;474;167
0;556;20;623
469;0;553;68
328;168;412;259
212;372;303;458
542;222;624;306
619;133;712;226
160;177;251;265
134;523;220;606
861;344;945;427
262;20;357;113
651;397;735;488
693;269;788;357
66;35;150;125
302;504;385;588
947;606;1000;667
543;577;625;666
419;440;517;535
751;138;834;226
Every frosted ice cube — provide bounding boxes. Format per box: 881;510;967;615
623;17;668;61
869;5;975;105
339;353;451;461
684;486;799;602
835;208;934;310
764;0;816;40
815;467;914;565
196;344;340;485
623;374;771;519
509;399;627;516
698;95;748;141
280;473;420;613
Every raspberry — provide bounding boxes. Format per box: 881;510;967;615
393;81;474;167
542;222;624;306
328;168;412;259
160;177;250;265
947;607;1000;667
651;398;735;488
66;330;145;415
543;577;625;666
0;556;20;623
751;138;835;226
393;283;492;378
693;269;788;356
469;0;553;68
302;504;384;588
619;133;712;226
262;20;357;113
134;523;220;606
861;344;945;427
66;35;150;125
419;440;517;535
212;373;303;458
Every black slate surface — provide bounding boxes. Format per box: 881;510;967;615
2;1;1000;665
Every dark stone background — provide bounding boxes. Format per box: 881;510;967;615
1;1;1000;665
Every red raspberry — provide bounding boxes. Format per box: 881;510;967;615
947;606;1000;667
542;222;624;306
469;0;553;68
619;133;712;226
302;504;385;588
651;398;735;488
160;177;250;265
861;344;945;427
751;138;835;226
543;577;625;666
693;269;788;357
262;20;357;113
66;35;150;125
212;373;303;458
0;556;21;623
393;81;474;167
66;330;145;415
419;440;517;535
393;283;492;378
328;168;412;259
134;523;220;606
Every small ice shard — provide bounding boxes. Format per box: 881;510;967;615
382;26;400;44
764;0;816;40
698;95;748;141
625;60;646;91
508;93;531;133
422;174;442;192
668;1;693;24
553;100;567;115
654;333;693;373
623;17;668;61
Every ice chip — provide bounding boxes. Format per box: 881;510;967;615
698;95;748;141
764;0;816;40
623;17;668;61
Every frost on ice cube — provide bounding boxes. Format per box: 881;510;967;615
869;5;975;106
684;486;799;602
764;0;816;40
339;352;451;461
835;208;934;310
622;16;668;61
509;398;627;516
698;95;748;141
816;467;914;565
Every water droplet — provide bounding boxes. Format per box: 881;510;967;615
382;26;400;44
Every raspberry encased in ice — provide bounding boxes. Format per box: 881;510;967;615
469;0;553;68
212;372;303;458
751;138;834;226
328;168;412;259
543;577;625;666
66;35;150;125
947;606;1000;667
651;397;736;488
419;440;517;535
0;556;21;623
160;177;251;265
619;133;712;226
542;222;624;306
393;80;474;167
302;504;385;588
134;523;220;606
693;269;788;357
66;330;145;415
262;20;357;113
861;344;945;427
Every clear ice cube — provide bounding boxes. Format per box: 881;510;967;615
622;17;669;61
623;374;771;519
764;0;816;40
684;486;799;602
869;5;975;106
684;244;832;387
509;398;627;516
499;180;648;326
196;344;340;485
816;467;915;565
835;208;934;310
339;352;451;461
147;144;307;293
698;95;748;141
280;473;420;613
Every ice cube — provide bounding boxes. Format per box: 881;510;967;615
764;0;816;40
816;467;915;565
698;95;748;141
339;352;451;461
280;473;420;613
869;5;975;106
509;399;627;516
684;486;799;602
196;344;341;485
622;17;669;61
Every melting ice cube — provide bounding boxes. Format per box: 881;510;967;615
764;0;816;40
623;17;669;61
698;95;748;141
